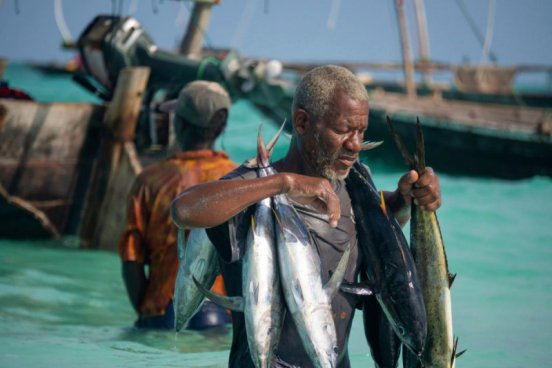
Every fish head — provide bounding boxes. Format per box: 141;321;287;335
307;307;339;368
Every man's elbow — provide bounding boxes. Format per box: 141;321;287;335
170;196;187;229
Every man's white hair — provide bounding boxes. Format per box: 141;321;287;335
291;65;368;121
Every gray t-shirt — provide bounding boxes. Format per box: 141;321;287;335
206;166;362;368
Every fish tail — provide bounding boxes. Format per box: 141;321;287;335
257;124;270;168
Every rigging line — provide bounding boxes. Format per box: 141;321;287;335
54;0;72;42
14;0;20;14
119;0;124;16
128;0;139;15
454;0;498;63
481;0;496;65
231;0;257;49
327;0;341;31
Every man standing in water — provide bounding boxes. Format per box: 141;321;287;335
171;66;442;366
118;81;237;329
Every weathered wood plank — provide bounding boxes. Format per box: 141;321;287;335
0;99;104;237
79;67;150;250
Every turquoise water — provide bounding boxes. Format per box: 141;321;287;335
1;64;552;367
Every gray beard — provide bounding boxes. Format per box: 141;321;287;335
310;133;352;180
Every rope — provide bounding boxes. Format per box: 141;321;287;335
480;0;496;64
196;56;220;81
454;0;498;63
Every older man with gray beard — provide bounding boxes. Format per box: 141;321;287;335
171;65;442;368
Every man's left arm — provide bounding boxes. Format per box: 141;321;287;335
384;167;442;227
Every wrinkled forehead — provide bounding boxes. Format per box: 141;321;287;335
323;89;369;118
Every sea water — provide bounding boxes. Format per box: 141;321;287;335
1;64;551;367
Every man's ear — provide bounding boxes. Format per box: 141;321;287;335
293;109;310;135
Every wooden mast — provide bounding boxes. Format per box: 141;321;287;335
178;0;221;59
412;0;431;84
394;0;417;98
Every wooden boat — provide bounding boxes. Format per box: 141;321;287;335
251;83;552;179
0;99;104;238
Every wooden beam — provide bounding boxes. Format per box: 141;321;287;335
79;67;149;249
179;0;220;59
394;0;417;98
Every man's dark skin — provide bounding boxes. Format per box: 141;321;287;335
171;90;440;230
122;110;228;313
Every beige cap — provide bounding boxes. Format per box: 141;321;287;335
160;81;231;128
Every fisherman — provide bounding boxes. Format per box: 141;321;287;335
170;65;442;366
118;80;237;329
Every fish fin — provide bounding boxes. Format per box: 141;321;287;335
386;116;415;168
448;272;457;288
339;281;375;296
379;190;388;217
257;124;270;168
450;336;467;367
191;276;244;312
325;245;351;300
360;140;384;151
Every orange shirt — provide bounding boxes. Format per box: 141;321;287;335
118;150;237;317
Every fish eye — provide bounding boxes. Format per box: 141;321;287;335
398;325;405;336
333;346;339;354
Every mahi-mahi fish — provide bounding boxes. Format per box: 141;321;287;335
343;161;427;358
387;117;463;368
173;227;220;332
194;125;285;368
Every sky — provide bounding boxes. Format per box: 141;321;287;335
1;0;551;80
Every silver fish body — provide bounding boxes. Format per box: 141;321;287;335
173;227;220;332
273;189;350;368
241;165;284;368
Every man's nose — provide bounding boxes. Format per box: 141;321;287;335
344;131;362;152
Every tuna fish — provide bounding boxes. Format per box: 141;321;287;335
344;161;427;358
194;125;285;368
173;227;220;332
387;117;463;368
273;194;350;368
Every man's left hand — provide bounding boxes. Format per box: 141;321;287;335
398;167;441;211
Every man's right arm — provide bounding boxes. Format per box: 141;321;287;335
170;172;341;229
122;261;147;313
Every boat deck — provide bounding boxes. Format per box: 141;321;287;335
370;91;551;136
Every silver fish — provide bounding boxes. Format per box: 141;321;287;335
173;227;220;332
195;125;285;368
273;193;351;368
